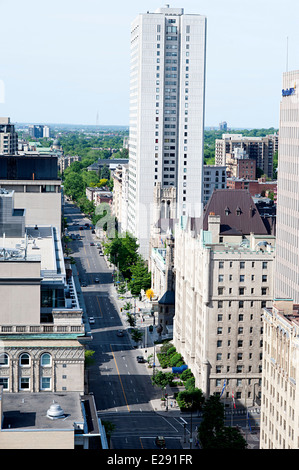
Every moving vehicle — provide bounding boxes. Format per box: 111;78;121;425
90;242;95;246
95;278;100;283
89;317;95;324
155;436;166;448
116;330;124;337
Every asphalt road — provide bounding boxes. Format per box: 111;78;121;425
64;201;260;450
64;202;192;450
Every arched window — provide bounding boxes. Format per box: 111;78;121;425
19;353;30;367
41;353;51;367
0;353;9;367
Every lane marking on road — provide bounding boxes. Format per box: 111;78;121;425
110;344;130;413
96;296;103;318
161;416;179;432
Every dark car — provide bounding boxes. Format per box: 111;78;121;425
117;330;124;337
136;356;146;363
90;242;95;246
155;436;166;448
81;281;87;287
95;278;100;283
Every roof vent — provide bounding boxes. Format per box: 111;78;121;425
47;401;65;420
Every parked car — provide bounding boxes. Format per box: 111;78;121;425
95;278;100;283
81;281;87;287
116;330;124;337
90;242;95;246
136;356;146;363
89;317;95;324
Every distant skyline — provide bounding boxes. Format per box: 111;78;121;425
0;0;298;128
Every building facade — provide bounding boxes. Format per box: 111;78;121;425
0;190;88;394
173;190;275;407
261;300;299;449
203;165;226;205
127;6;207;257
274;70;299;303
0;118;18;155
215;133;278;179
0;154;62;235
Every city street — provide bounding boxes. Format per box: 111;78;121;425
64;201;260;450
64;201;195;450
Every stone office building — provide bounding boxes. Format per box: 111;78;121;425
173;189;275;407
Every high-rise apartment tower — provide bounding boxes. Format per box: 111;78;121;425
274;70;299;302
127;6;207;257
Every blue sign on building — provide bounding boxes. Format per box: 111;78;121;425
282;88;295;97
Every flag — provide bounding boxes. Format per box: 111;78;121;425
220;380;226;397
232;390;236;409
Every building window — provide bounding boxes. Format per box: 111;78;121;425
0;378;8;389
262;262;268;269
0;353;9;367
20;377;30;390
240;262;245;269
41;353;51;367
41;377;51;390
219;261;224;269
19;353;30;367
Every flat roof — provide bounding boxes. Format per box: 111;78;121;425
1;392;83;431
0;226;63;275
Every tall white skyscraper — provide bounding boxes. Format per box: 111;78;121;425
127;6;207;258
275;70;299;302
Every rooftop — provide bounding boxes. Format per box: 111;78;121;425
202;189;269;236
1;392;83;431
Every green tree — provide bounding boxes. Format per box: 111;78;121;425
198;394;247;449
103;232;139;279
64;172;85;200
176;388;204;412
129;258;151;296
126;313;136;327
130;328;143;344
151;371;175;389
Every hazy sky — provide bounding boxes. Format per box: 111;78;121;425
0;0;298;128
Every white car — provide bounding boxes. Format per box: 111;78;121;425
89;317;95;324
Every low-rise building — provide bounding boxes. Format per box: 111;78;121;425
0;388;107;449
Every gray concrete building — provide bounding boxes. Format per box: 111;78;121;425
0;117;18;155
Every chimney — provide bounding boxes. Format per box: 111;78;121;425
208;214;221;244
